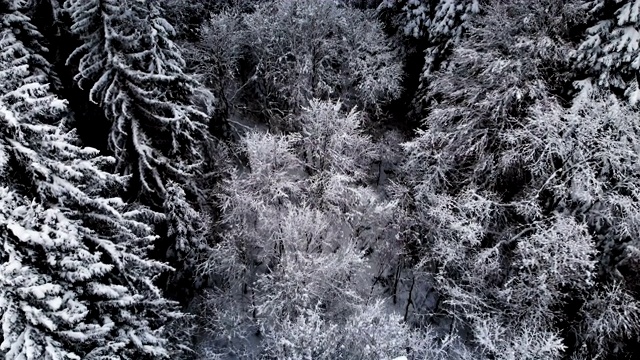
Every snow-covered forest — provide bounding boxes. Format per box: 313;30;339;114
2;0;640;358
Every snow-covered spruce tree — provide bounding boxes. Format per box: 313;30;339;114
64;0;212;199
64;0;214;293
1;0;61;90
238;0;401;122
574;0;640;103
382;0;480;76
196;100;425;358
398;0;640;358
0;2;181;358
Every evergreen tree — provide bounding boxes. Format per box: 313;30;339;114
64;0;212;203
575;0;640;103
0;0;60;90
64;0;215;294
0;2;181;358
380;0;481;121
382;0;480;76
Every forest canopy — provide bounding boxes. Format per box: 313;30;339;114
1;0;640;359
